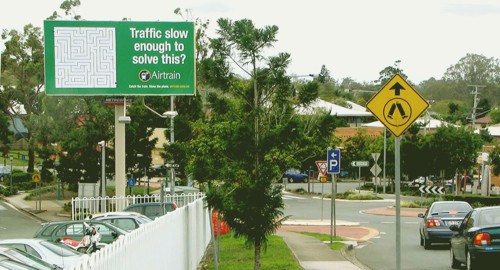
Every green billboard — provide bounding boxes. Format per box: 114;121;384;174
44;20;195;96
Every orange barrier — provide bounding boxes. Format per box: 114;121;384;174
212;210;230;235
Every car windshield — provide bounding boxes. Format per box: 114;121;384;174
0;256;39;270
39;240;80;257
431;203;472;214
477;209;500;226
3;248;61;270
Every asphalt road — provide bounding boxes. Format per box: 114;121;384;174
0;200;42;238
282;183;468;270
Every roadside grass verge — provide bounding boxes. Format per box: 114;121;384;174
200;233;302;270
298;232;346;250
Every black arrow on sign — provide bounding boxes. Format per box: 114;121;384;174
419;185;444;194
390;82;405;96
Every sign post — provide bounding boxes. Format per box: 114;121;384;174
327;149;341;244
316;160;328;219
351;161;369;193
371;153;381;193
366;74;429;270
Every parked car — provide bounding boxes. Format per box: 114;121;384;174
0;245;62;270
0;165;11;182
412;176;425;185
90;211;153;232
418;201;473;249
450;206;500;270
33;220;128;244
0;238;82;269
123;202;177;220
282;168;309;183
0;257;39;270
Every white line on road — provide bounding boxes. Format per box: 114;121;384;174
282;195;305;200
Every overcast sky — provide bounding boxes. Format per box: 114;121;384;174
1;0;500;84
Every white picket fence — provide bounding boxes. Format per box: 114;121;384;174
68;196;212;270
71;193;205;220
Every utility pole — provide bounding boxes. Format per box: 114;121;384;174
469;85;485;130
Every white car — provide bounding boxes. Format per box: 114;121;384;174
0;165;11;182
91;211;153;231
412;176;425;185
0;238;83;269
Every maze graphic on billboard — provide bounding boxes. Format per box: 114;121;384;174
54;27;117;88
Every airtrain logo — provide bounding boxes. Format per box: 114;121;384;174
138;69;152;82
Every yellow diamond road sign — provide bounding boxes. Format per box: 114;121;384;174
366;74;429;137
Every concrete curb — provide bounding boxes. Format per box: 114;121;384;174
342;244;372;270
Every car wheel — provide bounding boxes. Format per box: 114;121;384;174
419;235;423;246
423;237;432;250
466;250;477;270
288;177;294;183
303;177;308;183
450;248;460;269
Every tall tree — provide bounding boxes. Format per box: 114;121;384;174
429;126;483;178
443;53;500;108
1;24;44;172
376;60;407;86
192;18;337;270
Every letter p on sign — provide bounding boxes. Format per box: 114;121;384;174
327;149;341;174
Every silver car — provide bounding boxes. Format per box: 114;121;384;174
0;238;82;269
91;212;153;232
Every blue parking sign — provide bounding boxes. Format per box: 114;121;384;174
327;149;341;174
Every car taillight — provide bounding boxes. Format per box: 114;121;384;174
473;232;491;246
426;219;441;227
173;203;177;210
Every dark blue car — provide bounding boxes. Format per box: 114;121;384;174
418;201;472;249
282;169;309;183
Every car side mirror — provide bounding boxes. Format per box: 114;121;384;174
449;224;459;232
112;232;118;238
417;213;424;218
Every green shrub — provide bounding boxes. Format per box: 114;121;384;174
25;186;57;200
0;185;18;196
346;193;382;200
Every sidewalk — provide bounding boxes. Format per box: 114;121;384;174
276;206;426;270
2;191;72;223
277;219;376;270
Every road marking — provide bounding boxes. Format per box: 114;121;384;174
282;195;305;200
381;221;394;224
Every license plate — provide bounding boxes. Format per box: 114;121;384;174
446;220;460;226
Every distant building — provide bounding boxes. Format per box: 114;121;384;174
149;128;168;165
296;99;374;127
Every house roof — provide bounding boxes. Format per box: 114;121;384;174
362;118;459;129
297;99;372;117
475;115;492;124
475;124;500;136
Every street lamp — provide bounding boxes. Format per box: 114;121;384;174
98;141;106;212
143;99;178;196
9;155;13;194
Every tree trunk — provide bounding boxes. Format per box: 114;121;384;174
254;239;261;270
27;132;35;173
